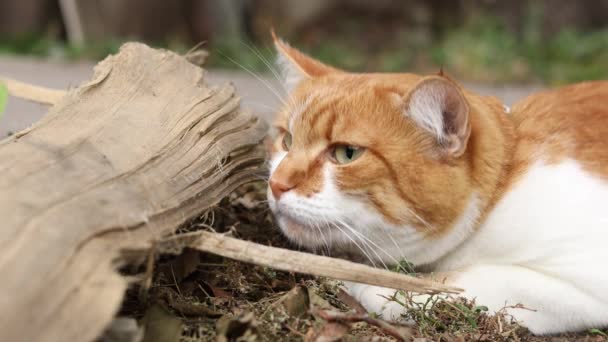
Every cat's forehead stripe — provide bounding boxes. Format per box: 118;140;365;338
288;89;333;132
289;94;339;140
288;97;312;132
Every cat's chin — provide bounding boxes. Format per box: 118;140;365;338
275;214;329;249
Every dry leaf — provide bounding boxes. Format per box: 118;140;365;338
305;322;350;342
281;285;311;318
141;305;182;342
337;288;367;314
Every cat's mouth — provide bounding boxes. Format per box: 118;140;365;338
273;211;334;248
267;188;338;249
277;215;307;236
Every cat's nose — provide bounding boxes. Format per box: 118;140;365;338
269;178;293;200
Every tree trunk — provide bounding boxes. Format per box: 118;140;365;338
0;43;267;342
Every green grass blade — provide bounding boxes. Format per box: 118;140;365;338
589;329;608;337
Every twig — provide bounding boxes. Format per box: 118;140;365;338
283;323;306;337
138;240;157;304
161;231;463;295
313;308;410;342
337;289;367;314
0;77;66;105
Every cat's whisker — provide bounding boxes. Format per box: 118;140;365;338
336;218;402;268
331;217;387;270
216;51;288;107
241;101;281;113
253;44;287;89
328;221;377;268
253;175;270;182
311;219;331;256
334;219;391;270
238;40;289;95
320;216;336;254
380;225;406;261
320;215;332;249
404;206;435;231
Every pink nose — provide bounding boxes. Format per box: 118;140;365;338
269;178;293;200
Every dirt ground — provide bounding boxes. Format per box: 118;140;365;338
104;184;607;342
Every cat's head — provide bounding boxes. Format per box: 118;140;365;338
267;35;507;266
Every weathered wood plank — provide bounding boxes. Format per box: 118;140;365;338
0;43;267;342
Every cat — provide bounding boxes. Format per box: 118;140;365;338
266;33;608;335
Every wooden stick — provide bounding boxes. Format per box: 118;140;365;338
0;77;66;105
173;231;463;294
313;308;410;341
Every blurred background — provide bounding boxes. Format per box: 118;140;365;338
0;0;607;135
1;0;607;84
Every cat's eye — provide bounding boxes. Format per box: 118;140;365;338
332;145;364;164
282;132;293;151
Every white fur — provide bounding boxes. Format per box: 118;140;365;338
269;153;481;266
343;281;410;320
268;55;608;332
433;160;608;333
342;160;608;334
407;85;448;143
270;149;608;333
269;150;287;175
275;45;306;93
269;165;395;261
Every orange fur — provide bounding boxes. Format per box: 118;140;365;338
510;81;608;182
269;35;607;238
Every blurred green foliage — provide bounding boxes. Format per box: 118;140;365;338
209;10;607;85
0;10;606;85
432;11;608;85
0;34;190;60
0;34;121;59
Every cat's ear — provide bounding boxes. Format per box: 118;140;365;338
406;76;471;157
272;30;339;92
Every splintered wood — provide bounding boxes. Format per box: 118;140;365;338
0;43;460;342
0;43;267;342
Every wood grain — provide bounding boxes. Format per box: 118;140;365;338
158;231;463;295
0;43;267;342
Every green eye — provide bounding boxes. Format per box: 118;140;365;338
333;145;364;164
282;132;293;151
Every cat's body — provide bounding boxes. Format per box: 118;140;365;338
266;34;608;334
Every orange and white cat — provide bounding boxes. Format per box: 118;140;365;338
266;34;608;334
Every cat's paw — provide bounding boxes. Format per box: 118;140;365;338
342;281;415;322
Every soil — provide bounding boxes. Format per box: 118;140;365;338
114;183;607;342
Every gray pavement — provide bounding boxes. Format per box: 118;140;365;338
0;55;543;137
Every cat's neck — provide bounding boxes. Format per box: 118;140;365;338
418;94;516;267
465;93;517;227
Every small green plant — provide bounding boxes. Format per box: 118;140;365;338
589;328;608;337
385;289;497;337
262;266;277;279
391;258;417;275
